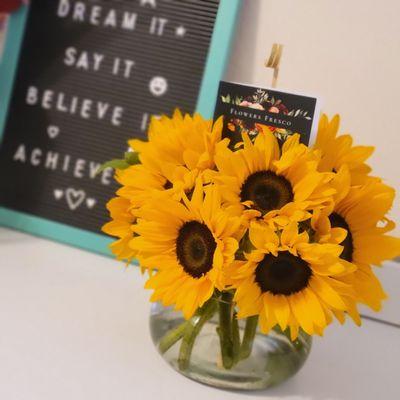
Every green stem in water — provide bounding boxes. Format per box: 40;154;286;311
240;315;259;360
231;310;241;365
275;325;306;351
158;321;189;355
217;291;235;369
178;299;217;371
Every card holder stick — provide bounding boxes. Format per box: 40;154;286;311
265;43;283;88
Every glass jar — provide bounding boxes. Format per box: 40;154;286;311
150;295;312;390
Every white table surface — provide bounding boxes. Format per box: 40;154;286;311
0;227;399;400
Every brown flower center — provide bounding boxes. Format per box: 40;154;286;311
255;252;312;295
240;171;293;214
329;212;353;262
176;221;216;279
163;180;173;190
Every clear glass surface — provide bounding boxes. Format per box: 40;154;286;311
150;300;312;390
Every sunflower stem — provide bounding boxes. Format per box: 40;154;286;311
217;291;235;369
231;310;241;365
158;320;190;355
240;315;259;360
178;299;217;371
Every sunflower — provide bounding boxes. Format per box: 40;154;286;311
229;221;359;340
130;182;243;319
131;109;223;173
213;125;335;226
116;110;224;207
103;111;224;260
115;163;195;209
102;197;137;263
314;114;374;185
312;166;400;312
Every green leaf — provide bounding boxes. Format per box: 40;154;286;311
124;151;140;165
235;96;243;105
97;159;130;174
96;150;141;175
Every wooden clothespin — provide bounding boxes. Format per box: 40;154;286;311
265;43;283;88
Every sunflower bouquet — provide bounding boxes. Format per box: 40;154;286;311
102;110;400;378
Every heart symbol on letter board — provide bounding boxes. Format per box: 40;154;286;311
47;125;60;139
86;198;97;209
65;188;86;210
53;189;63;200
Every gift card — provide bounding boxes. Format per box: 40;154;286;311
214;81;320;148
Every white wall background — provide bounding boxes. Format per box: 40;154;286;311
225;0;400;234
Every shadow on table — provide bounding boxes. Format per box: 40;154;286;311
221;320;399;399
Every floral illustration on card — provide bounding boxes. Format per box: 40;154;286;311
220;88;312;146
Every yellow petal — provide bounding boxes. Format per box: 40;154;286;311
271;294;290;330
309;276;346;310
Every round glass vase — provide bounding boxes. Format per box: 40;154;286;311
150;295;312;390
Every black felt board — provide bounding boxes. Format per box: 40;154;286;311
0;0;223;234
